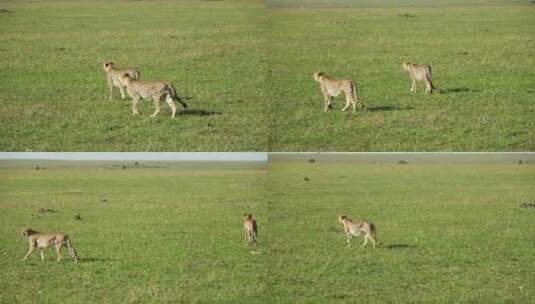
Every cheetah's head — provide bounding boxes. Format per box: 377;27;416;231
313;71;326;82
21;228;38;238
103;61;114;71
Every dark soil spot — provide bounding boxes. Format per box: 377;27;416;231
520;202;535;209
38;208;55;214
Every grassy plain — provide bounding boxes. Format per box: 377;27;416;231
267;0;535;151
0;161;269;303
264;159;535;302
1;159;534;302
1;0;534;151
0;0;268;151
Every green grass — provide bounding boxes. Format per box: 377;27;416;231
264;160;535;302
0;161;269;303
1;160;534;302
1;0;534;151
267;0;535;151
0;0;269;151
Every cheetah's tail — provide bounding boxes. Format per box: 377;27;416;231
351;81;365;109
166;83;188;108
65;237;79;263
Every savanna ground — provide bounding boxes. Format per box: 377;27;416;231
1;159;534;302
267;0;535;151
0;160;269;303
0;0;268;151
1;0;534;151
265;159;535;302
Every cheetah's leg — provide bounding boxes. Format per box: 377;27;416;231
346;233;352;248
361;236;369;248
410;79;417;93
56;245;62;262
119;86;126;99
369;235;376;249
165;94;177;118
108;84;114;101
151;101;162;117
425;78;433;95
323;93;332;112
132;97;141;115
358;95;365;110
22;244;36;261
341;92;352;112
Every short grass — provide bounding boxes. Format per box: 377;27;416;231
0;0;268;151
1;0;534;151
0;161;269;303
267;0;535;151
1;160;534;302
263;160;535;302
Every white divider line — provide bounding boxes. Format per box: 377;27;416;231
0;152;533;164
0;152;268;162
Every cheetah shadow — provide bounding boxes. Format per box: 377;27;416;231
172;96;221;116
384;244;417;249
177;109;221;116
177;95;195;102
398;13;417;18
79;257;118;263
366;104;414;112
439;87;482;94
